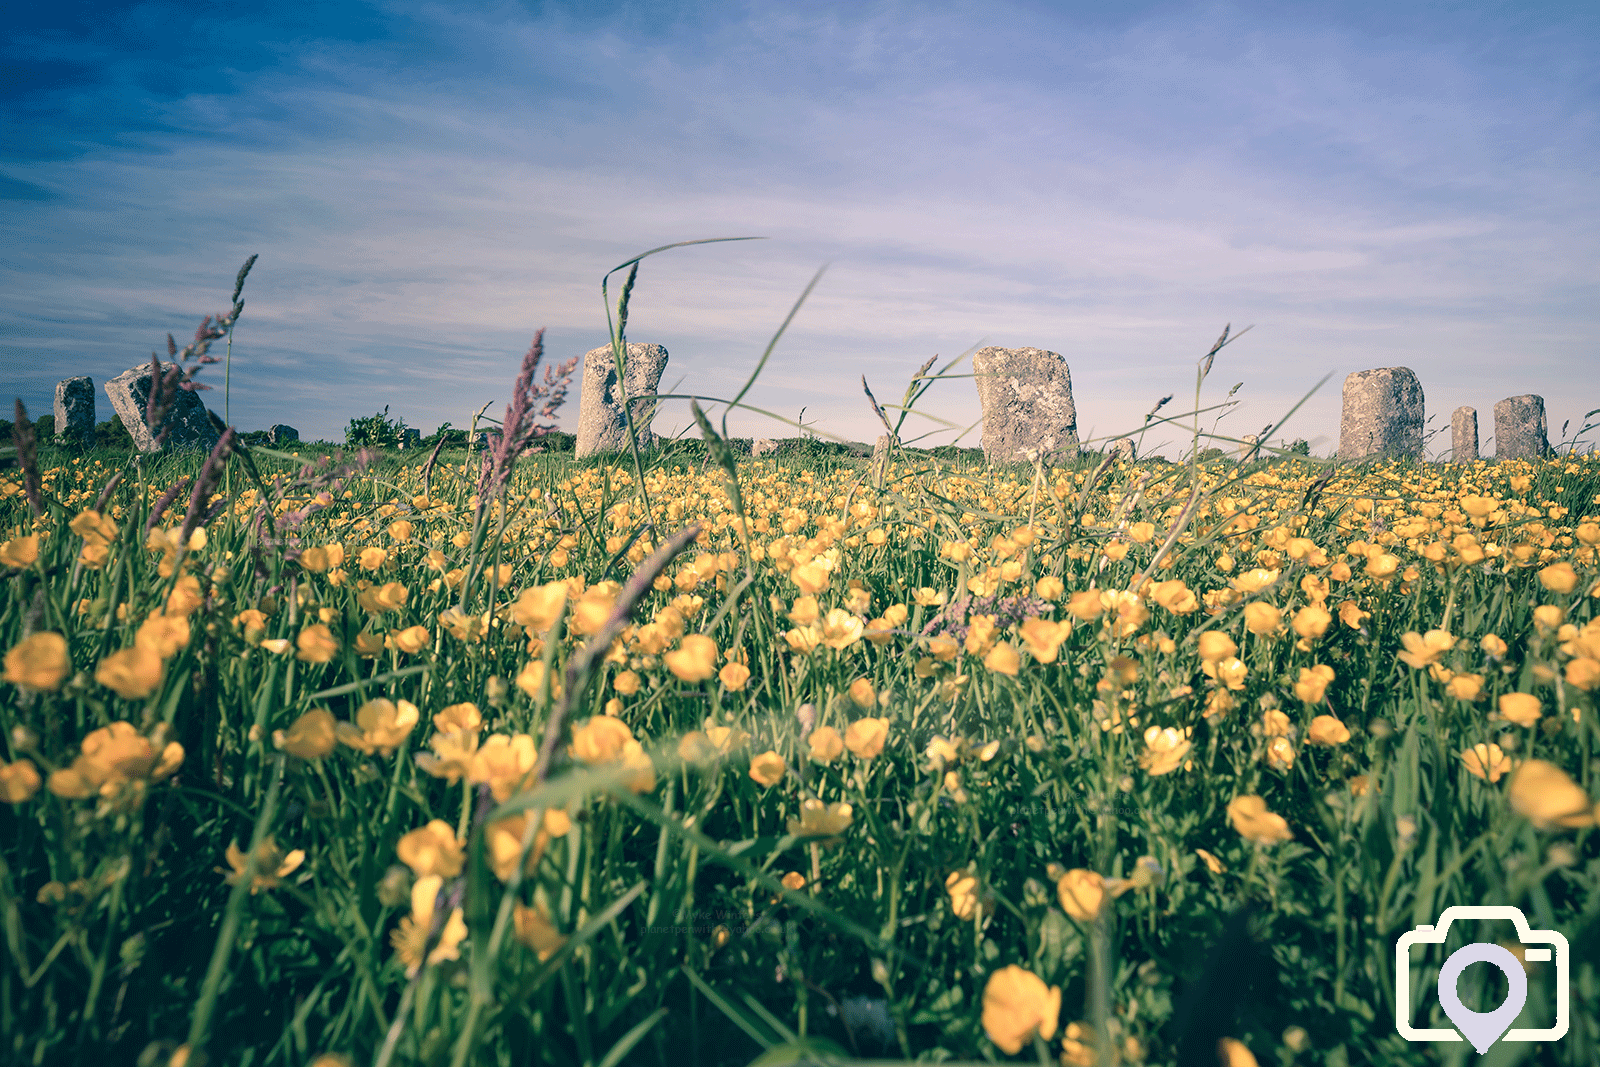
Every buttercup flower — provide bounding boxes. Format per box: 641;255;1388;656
847;677;876;708
1461;743;1512;783
749;750;787;787
1243;602;1281;635
1227;795;1292;845
1018;617;1068;663
946;870;979;920
1057;868;1105;921
983;641;1020;675
1507;760;1595;830
1397;629;1454;669
513;902;566;961
396;820;464;879
1307;715;1350;745
1139;726;1191;776
0;535;39;568
5;632;70;692
336;699;419;756
220;836;305;894
1539;562;1578;595
664;634;718;682
0;760;42;803
276;708;337;759
295;624;339;664
569;715;634;764
390;875;467;977
1292;604;1331;641
787;797;853;838
95;646;165;700
845;718;889;759
1197;631;1237;664
1294;665;1334;704
981;965;1060;1055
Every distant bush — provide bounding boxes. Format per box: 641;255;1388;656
94;418;133;450
345;407;409;449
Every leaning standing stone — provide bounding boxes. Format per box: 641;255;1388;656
53;377;96;447
267;424;299;446
972;346;1079;464
1493;395;1549;460
752;438;780;458
104;362;220;453
1337;367;1423;462
575;343;669;459
1450;407;1478;463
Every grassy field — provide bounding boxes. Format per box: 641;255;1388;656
3;248;1599;1067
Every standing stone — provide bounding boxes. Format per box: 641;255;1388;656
576;343;669;459
104;362;220;453
1337;367;1424;462
1450;407;1478;463
1110;438;1136;462
1237;435;1260;461
400;428;422;450
752;438;780;458
972;346;1079;464
871;434;895;484
1494;395;1549;460
267;424;299;446
53;377;96;447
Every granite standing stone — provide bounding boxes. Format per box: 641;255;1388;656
1237;434;1260;461
1494;395;1549;460
1337;367;1424;462
1450;407;1478;463
576;343;669;458
752;438;780;458
53;377;95;447
104;362;220;453
871;434;895;484
267;424;299;446
972;346;1079;464
1110;438;1136;461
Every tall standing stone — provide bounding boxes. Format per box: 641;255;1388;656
53;377;96;447
1493;395;1549;461
972;346;1079;465
752;439;780;458
1111;438;1136;462
1237;435;1260;461
1450;407;1478;463
1337;367;1424;462
266;424;299;446
576;343;668;459
104;362;220;453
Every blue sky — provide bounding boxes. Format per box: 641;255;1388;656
4;0;1597;458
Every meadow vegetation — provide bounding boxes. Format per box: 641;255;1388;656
3;243;1599;1067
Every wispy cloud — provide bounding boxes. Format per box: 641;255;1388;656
3;0;1596;455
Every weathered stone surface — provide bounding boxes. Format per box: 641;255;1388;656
1237;434;1260;461
1494;395;1550;461
53;377;95;447
267;424;299;446
1450;407;1478;463
752;438;780;458
972;346;1078;464
576;343;668;459
871;434;895;484
399;428;422;449
104;362;220;453
1337;367;1424;462
1111;438;1136;461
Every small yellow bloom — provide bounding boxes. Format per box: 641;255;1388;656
1150;579;1198;614
1243;602;1281;635
844;717;889;759
95;646;164;699
791;560;830;595
1195;849;1226;875
1292;604;1331;641
391;875;467;977
1397;629;1454;669
0;535;39;568
788;595;819;626
1445;673;1483;701
509;582;568;632
1507;759;1595;830
1461;743;1512;783
748;750;786;787
568;715;634;764
1498;692;1542;728
1227;795;1292;845
818;608;864;650
1140;726;1192;776
396;819;464;879
1217;1037;1260;1067
1265;736;1296;772
469;733;537;801
277;708;337;759
220;836;305;894
295;624;339;664
513;901;566;961
612;670;642;696
1294;664;1334;704
0;760;42;803
847;677;876;708
807;725;844;763
1018;617;1068;663
981;965;1060;1055
4;632;70;692
1539;562;1578;595
1034;576;1064;601
388;519;413;543
1338;600;1369;629
787;797;853;837
1057;869;1105;921
1065;590;1104;621
946;870;979;920
781;871;807;891
1261;710;1292;737
1307;715;1350;745
390;625;431;654
664;634;719;682
1197;631;1237;664
358;546;387;571
983;641;1020;675
1568;657;1600;692
718;662;751;690
336;699;419;756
